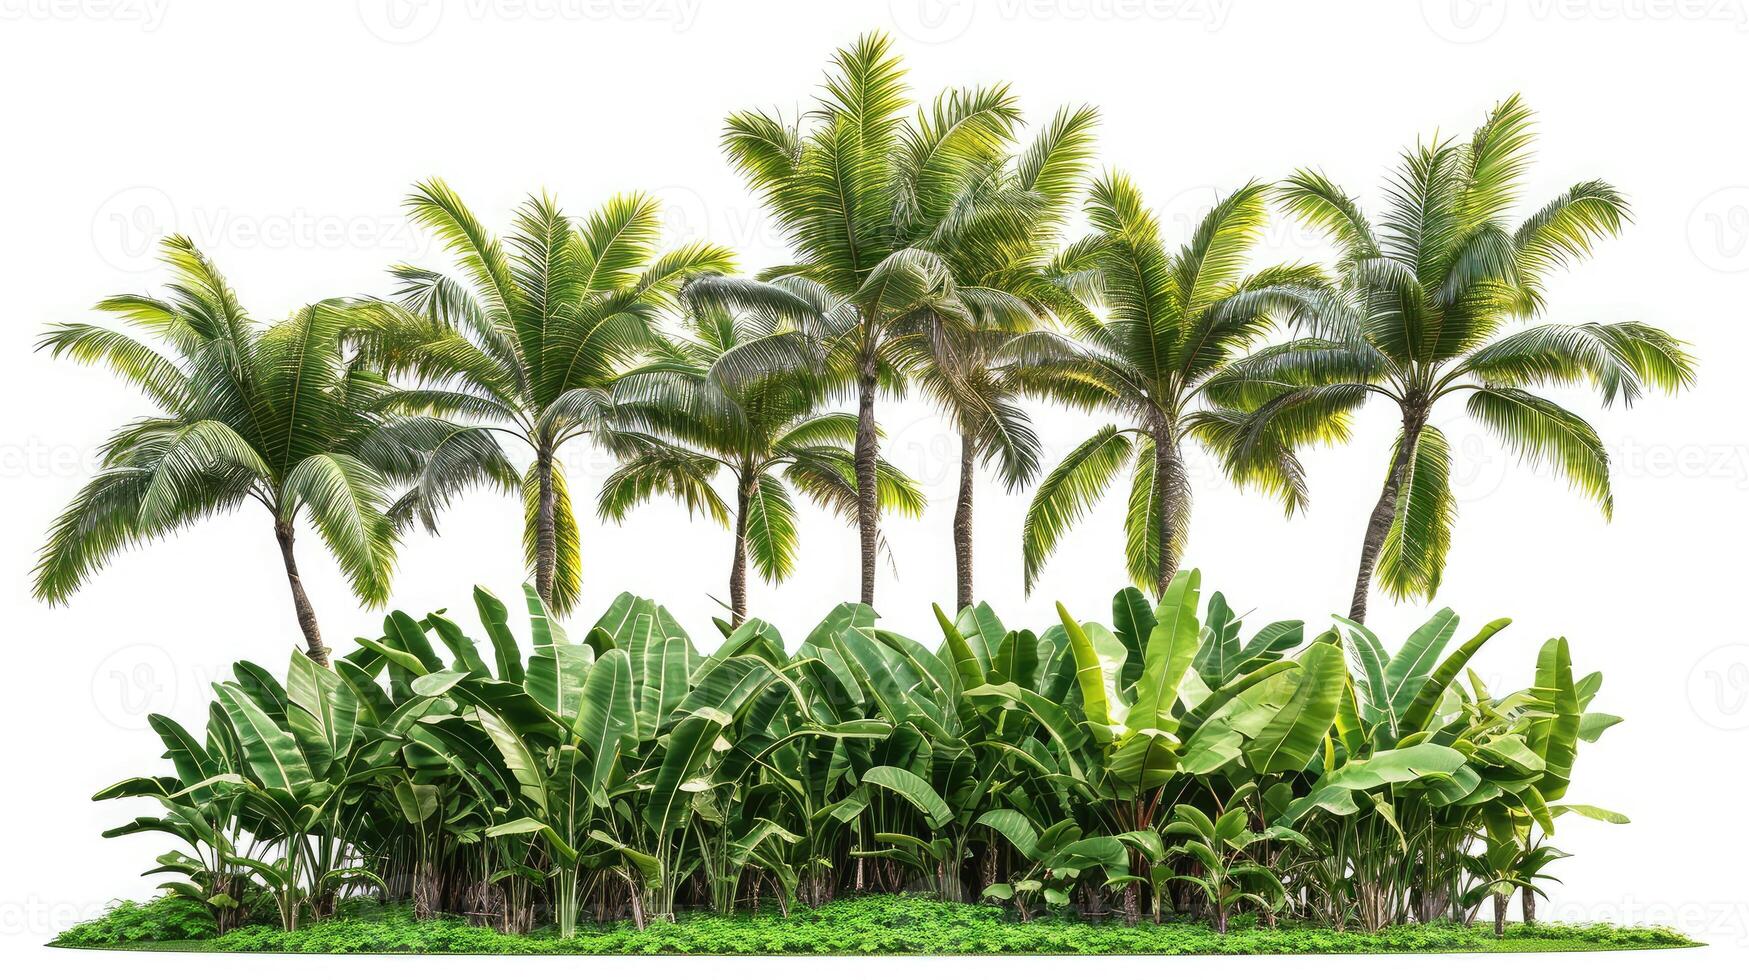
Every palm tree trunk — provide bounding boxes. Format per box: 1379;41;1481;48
1347;412;1425;622
534;448;558;608
1492;892;1507;938
730;473;751;626
953;431;975;612
1152;427;1184;598
1521;887;1536;925
853;352;880;608
274;518;327;665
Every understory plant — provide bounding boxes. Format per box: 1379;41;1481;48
93;570;1624;937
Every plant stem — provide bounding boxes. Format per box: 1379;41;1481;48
730;472;751;626
534;447;558;609
273;518;327;665
1348;409;1425;622
854;350;880;608
953;431;975;612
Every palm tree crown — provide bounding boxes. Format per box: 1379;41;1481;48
603;305;924;624
34;235;503;662
689;31;1061;608
887;103;1100;610
1209;95;1694;620
1013;176;1325;597
373;180;734;614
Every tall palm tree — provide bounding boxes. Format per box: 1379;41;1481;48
1012;176;1324;598
687;32;1046;609
374;180;733;615
1210;96;1694;621
601;306;924;625
888;105;1099;611
32;235;507;664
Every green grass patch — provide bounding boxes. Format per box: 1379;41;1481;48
52;895;1698;955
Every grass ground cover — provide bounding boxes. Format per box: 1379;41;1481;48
53;895;1695;956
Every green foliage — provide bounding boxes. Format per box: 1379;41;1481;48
86;570;1631;939
55;897;218;946
54;896;1693;955
1211;95;1694;611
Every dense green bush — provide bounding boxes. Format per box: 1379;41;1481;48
56;896;1691;955
54;897;218;946
88;570;1629;942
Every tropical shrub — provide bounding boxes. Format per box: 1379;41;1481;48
91;570;1624;938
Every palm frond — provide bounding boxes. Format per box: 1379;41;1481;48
522;458;582;615
1377;426;1456;603
1466;386;1613;516
281;452;399;605
1021;424;1135;593
744;473;799;584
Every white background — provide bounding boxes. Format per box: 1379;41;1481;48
2;1;1746;975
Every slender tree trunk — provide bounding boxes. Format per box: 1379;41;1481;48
534;447;558;608
853;350;880;608
730;473;751;626
1347;409;1426;622
1152;426;1184;598
274;519;327;665
953;431;975;611
1521;887;1536;925
1492;892;1508;938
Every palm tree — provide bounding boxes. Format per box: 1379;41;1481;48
888;105;1099;611
601;306;924;625
32;235;507;664
1011;177;1324;598
687;32;1047;609
373;180;733;615
1210;96;1694;621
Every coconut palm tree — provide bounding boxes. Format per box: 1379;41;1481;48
687;32;1048;609
32;235;509;663
887;104;1099;611
1011;177;1325;598
1208;95;1694;621
601;305;924;625
373;180;734;615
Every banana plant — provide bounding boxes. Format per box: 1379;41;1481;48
976;809;1136;920
89;575;1626;936
1162;793;1306;934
